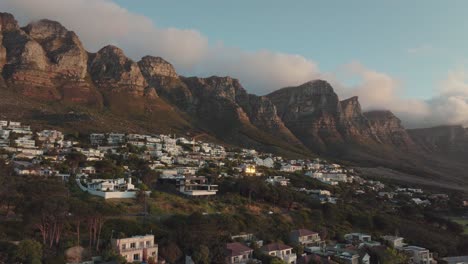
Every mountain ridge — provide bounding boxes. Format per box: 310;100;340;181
0;12;467;190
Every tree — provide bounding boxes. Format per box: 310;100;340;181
102;249;126;264
270;258;287;264
192;245;210;264
65;151;87;172
160;242;182;263
69;198;89;246
16;239;42;264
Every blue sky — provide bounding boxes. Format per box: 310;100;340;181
113;0;467;100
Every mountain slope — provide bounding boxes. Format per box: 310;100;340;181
0;12;467;190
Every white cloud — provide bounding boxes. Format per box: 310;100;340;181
0;0;320;94
1;0;467;128
332;63;468;128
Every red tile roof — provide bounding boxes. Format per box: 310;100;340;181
261;242;293;252
291;229;318;237
226;242;253;257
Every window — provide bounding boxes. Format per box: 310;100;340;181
133;254;140;260
146;241;151;247
270;252;276;256
139;242;144;248
285;250;290;255
130;242;136;248
121;243;126;250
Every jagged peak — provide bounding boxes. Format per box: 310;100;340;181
23;19;69;39
98;45;126;55
268;79;336;97
0;12;19;32
184;75;241;86
92;45;134;67
138;55;178;78
299;79;332;88
341;96;359;103
140;55;171;64
363;110;404;127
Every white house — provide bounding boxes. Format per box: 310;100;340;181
402;246;437;264
261;243;296;264
112;235;158;263
265;176;290;186
178;176;218;196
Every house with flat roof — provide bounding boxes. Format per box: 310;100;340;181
289;229;323;247
111;235;158;263
178;176;218;196
381;235;405;248
402;246;437;264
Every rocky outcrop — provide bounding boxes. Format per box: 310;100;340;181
138;55;178;79
0;14;102;105
180;76;301;144
364;110;415;148
245;94;302;144
22;19;102;105
24;19;88;78
267;80;345;150
408;125;468;153
181;76;250;133
89;45;148;97
267;80;416;151
138;56;192;109
0;13;59;99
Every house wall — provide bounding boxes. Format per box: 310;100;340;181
76;179;143;199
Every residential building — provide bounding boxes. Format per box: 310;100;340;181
87;178;135;192
178;176;218;196
261;243;297;264
225;242;254;264
344;233;372;244
112;235;158;263
289;229;323;247
402;246;437;264
382;236;405;248
265;176;290;186
90;133;106;145
280;164;302;172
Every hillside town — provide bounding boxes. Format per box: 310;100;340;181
0;120;467;264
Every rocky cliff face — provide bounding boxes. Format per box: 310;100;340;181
408;125;468;153
0;14;103;105
0;13;58;99
89;45;148;96
138;56;192;109
267;80;346;150
178;76;302;144
181;76;252;134
267;80;416;151
23;19;102;105
363;110;415;148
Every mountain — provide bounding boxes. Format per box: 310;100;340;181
0;12;467;191
266;80;415;152
408;125;468;155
